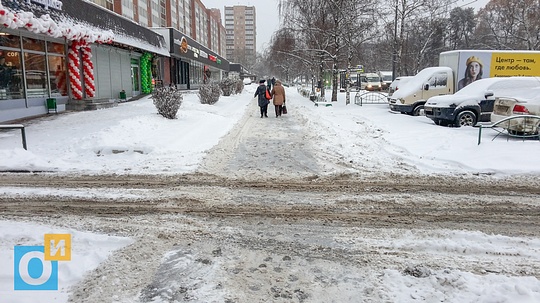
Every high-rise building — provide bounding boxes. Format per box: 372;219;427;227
224;6;256;66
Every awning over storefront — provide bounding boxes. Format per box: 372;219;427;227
0;0;169;57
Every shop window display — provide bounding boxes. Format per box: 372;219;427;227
24;52;48;98
0;51;23;99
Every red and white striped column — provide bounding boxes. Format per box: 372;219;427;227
68;41;83;100
80;41;95;98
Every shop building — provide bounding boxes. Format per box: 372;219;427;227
229;63;255;82
0;0;169;123
152;27;229;90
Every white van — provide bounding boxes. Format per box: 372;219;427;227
387;76;412;99
360;73;382;91
378;71;393;90
389;67;453;116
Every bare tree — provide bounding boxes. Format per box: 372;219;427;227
265;0;540;100
383;0;458;77
272;0;376;101
447;7;476;49
476;0;540;50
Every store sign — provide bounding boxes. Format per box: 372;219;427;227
174;37;189;53
209;55;217;62
179;37;188;53
199;50;208;59
191;46;199;58
216;59;221;64
27;0;63;10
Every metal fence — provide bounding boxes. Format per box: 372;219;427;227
477;115;540;144
354;91;388;106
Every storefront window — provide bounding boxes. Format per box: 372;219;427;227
22;36;45;52
48;55;67;96
0;50;23;99
24;53;48;98
0;34;21;48
47;42;65;55
189;60;204;87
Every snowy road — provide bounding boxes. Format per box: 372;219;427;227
1;172;540;302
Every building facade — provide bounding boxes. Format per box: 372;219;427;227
224;6;256;66
0;0;169;123
152;28;229;90
88;0;225;57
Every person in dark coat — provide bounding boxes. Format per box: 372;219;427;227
254;79;270;118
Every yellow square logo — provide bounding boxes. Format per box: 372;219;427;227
44;234;71;261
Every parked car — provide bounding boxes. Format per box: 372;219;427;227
491;94;540;135
424;77;540;127
387;76;412;101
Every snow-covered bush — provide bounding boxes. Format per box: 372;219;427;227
152;86;183;119
235;79;244;94
198;81;220;105
220;78;236;96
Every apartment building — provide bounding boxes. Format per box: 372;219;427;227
88;0;224;56
86;0;229;89
224;6;256;66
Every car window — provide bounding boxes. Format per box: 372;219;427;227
428;72;448;88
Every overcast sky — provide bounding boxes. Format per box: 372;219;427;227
201;0;489;54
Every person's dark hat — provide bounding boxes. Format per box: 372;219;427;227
259;80;265;84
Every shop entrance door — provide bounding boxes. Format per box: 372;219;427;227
131;64;140;96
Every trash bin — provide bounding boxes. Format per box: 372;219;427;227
119;90;126;100
46;98;57;114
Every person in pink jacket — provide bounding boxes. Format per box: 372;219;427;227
270;79;286;117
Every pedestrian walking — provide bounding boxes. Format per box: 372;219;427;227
271;79;286;118
254;79;270;118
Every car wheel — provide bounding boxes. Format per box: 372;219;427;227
412;105;424;116
455;111;477;127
